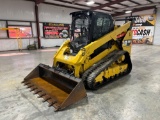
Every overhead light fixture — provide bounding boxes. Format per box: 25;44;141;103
125;10;132;14
86;1;95;5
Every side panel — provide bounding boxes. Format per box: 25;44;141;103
83;45;118;71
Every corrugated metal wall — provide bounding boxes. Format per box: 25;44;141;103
0;1;76;51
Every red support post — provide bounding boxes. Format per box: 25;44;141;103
35;3;41;49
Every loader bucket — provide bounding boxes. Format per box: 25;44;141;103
22;64;87;111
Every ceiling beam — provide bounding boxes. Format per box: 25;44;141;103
53;0;112;13
119;3;129;7
112;6;155;17
96;2;118;9
35;0;44;4
26;0;111;13
146;0;153;3
52;0;88;9
91;0;126;10
56;0;87;7
43;2;84;10
106;0;129;7
112;2;159;12
129;0;141;5
72;0;86;4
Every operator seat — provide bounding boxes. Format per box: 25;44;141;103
70;27;88;54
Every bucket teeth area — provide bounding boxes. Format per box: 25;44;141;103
53;103;60;111
34;89;42;94
21;80;26;84
42;95;51;102
47;99;57;107
26;84;34;88
23;81;31;86
22;65;87;111
30;86;37;91
38;92;46;98
22;81;61;110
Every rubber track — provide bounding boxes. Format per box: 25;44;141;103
85;50;132;90
82;50;119;81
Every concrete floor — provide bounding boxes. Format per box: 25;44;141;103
0;45;160;120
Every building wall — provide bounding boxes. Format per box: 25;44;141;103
0;0;76;51
0;1;34;51
0;1;159;51
38;4;76;47
0;1;35;21
153;8;160;45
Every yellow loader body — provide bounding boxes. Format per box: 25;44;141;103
22;10;133;111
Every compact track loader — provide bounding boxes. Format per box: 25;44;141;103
22;10;133;111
